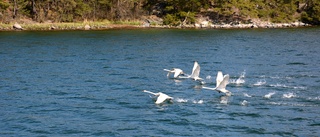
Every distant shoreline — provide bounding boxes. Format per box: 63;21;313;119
0;21;313;31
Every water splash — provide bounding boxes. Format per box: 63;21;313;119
192;100;204;104
254;76;266;86
264;92;276;98
220;96;229;104
240;100;249;106
206;75;212;80
230;70;246;84
243;93;252;97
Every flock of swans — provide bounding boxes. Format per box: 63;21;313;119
143;61;233;104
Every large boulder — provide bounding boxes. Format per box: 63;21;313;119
13;23;23;30
84;24;91;30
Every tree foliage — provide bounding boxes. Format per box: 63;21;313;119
0;0;319;25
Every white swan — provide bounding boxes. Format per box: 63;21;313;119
164;61;204;84
143;90;173;104
203;71;231;96
163;68;184;78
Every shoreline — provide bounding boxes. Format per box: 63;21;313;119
0;21;313;31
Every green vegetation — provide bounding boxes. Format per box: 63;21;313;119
0;0;319;26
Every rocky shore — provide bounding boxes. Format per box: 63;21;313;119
191;21;310;29
0;21;311;31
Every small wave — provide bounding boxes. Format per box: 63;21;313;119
282;93;297;98
243;93;252;97
286;62;307;65
264;92;276;98
270;76;280;79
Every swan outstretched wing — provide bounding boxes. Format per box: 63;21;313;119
191;61;200;79
202;86;216;90
216;74;230;90
143;90;159;96
216;71;224;87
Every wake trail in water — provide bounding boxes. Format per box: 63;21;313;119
175;98;204;104
269;83;307;90
282;93;298;98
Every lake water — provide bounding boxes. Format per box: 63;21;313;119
0;28;320;136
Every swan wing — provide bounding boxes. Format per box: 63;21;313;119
216;71;224;87
143;90;159;96
216;74;230;90
202;86;216;90
191;61;200;78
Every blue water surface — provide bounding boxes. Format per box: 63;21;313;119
0;28;320;136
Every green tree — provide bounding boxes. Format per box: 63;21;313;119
301;0;320;25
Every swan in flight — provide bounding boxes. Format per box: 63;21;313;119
163;68;184;78
203;71;231;96
143;90;173;104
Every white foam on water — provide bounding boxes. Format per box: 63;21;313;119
282;93;297;98
270;83;289;88
293;86;307;90
192;100;204;104
270;83;306;90
175;98;188;103
267;102;317;107
264;92;276;98
253;79;266;86
307;96;320;100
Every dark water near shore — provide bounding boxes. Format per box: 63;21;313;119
1;28;320;136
